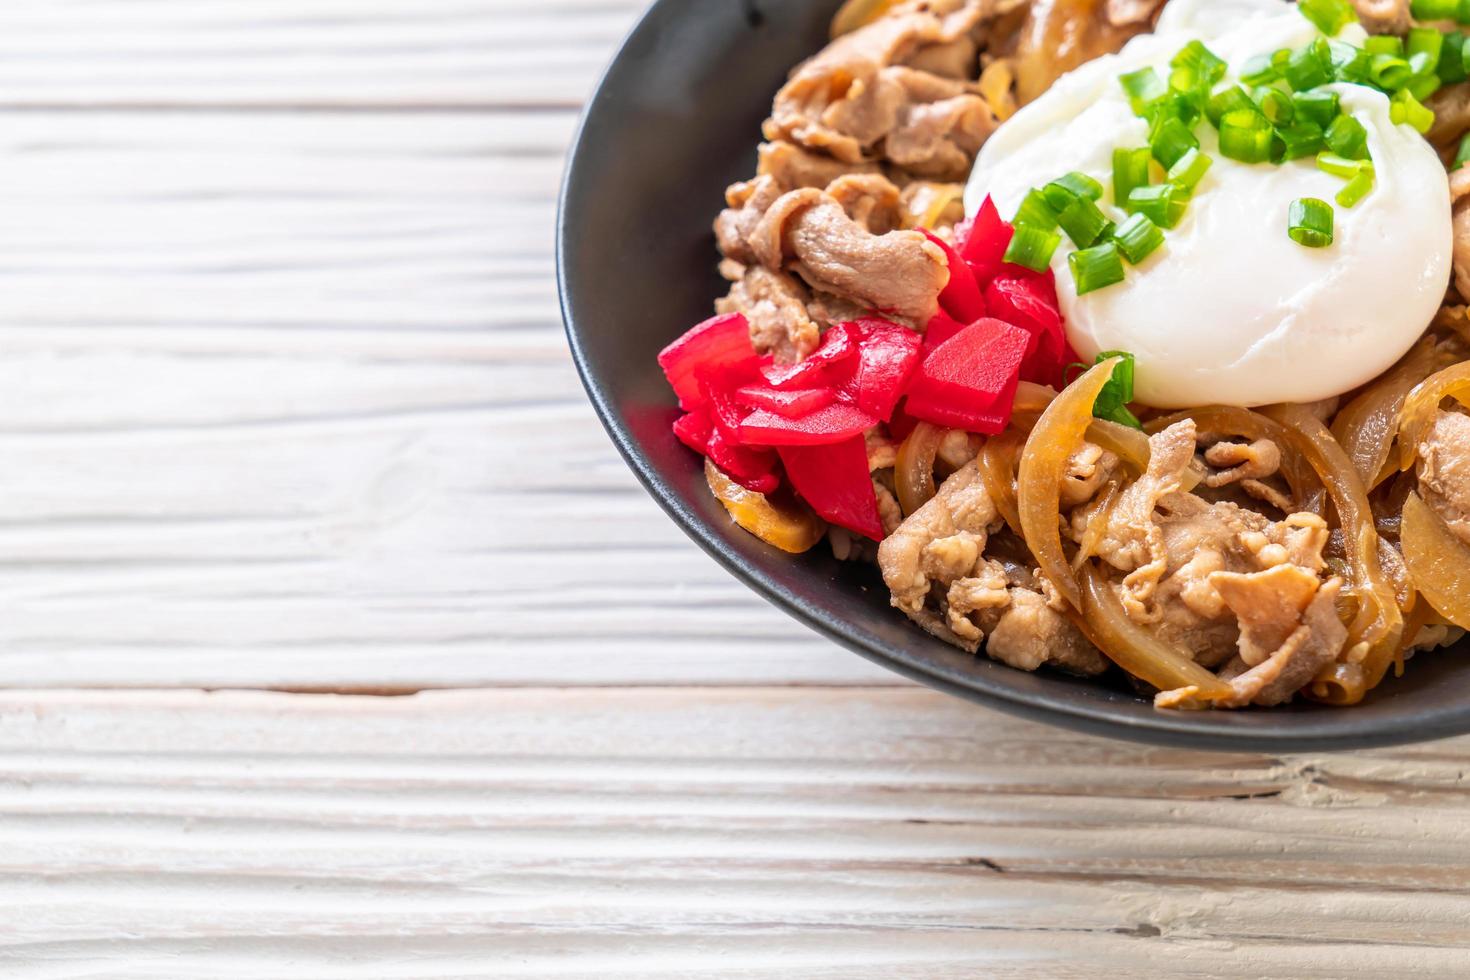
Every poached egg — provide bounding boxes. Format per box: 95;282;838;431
964;0;1452;408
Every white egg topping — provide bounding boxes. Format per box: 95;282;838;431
965;0;1453;409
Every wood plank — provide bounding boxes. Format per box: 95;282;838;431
0;0;644;109
0;108;877;689
1;688;1468;978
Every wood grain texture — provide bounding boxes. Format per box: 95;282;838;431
7;1;1470;974
3;689;1470;978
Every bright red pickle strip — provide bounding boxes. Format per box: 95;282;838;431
658;312;753;411
845;319;923;422
904;318;1031;434
739;402;878;446
761;323;860;389
705;429;780;495
925;311;969;351
735;383;837;419
779;436;884;541
920;229;987;324
958;196;1013;286
672;409;714;455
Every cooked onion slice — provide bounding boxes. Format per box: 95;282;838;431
1086;418;1151;476
1019;357;1119;609
1079;564;1234;700
1397;362;1470;474
896;422;945;517
1401;491;1470;629
1333;335;1454;488
705;460;825;554
978;429;1025;537
1263;404;1404;698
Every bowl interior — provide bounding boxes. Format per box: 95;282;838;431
558;0;1470;750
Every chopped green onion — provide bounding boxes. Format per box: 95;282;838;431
1368;52;1412;90
1325;114;1371;160
1336;166;1376;208
1207;85;1256;127
1171;40;1227;84
1112;147;1152;209
1291;88;1341;127
1300;0;1358;36
1149;115;1199;168
1003;224;1062;272
1406;70;1443;101
1057;194;1111;248
1068;242;1126;296
1409;27;1446;72
1219;109;1275;163
1288;198;1335;248
1286;38;1335;91
1364;36;1405;58
1330;40;1371;83
1412;0;1459;18
1120;67;1168;115
1462;0;1470;25
1013;188;1059;230
1112;213;1165;265
1166;148;1212;193
1276;121;1326;160
1456;132;1470;168
1090;351;1142;429
1439;31;1468;83
1053;171;1104;202
1240;51;1282;85
1127;183;1188;229
1391;87;1437;133
1316;151;1364;178
1254;86;1295;125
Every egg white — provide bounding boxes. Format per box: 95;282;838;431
965;0;1452;408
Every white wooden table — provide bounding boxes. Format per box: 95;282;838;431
2;3;1469;976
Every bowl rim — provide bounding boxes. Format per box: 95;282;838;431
555;0;1470;752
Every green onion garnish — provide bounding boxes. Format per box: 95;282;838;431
1069;242;1126;296
1090;351;1143;429
1127;183;1188;229
1276;122;1326;160
1369;52;1413;90
1412;0;1459;18
1171;40;1227;85
1240;51;1281;86
1456;132;1470;168
1286;38;1335;91
1460;0;1470;24
1390;88;1437;133
1409;27;1446;72
1112;147;1153;209
1364;36;1405;58
1013;189;1060;230
1325;114;1371;160
1149;115;1199;168
1336;166;1376;208
1120;67;1168;115
1439;31;1469;83
1254;86;1295;126
1003;224;1062;272
1288;198;1335;248
1166;148;1212;193
1112;213;1165;264
1219;109;1275;163
1053;171;1104;202
1291;88;1341;127
1406;70;1443;102
1316;151;1364;178
1299;0;1358;36
1207;85;1255;127
1330;40;1372;84
1057;195;1111;249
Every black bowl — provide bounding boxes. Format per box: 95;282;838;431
558;0;1470;750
